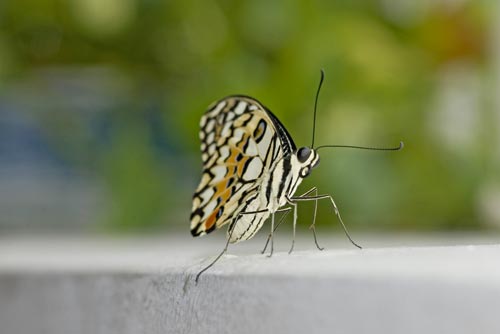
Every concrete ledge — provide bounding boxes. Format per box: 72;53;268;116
1;237;500;334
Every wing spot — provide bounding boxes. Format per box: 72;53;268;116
206;120;215;133
242;158;263;181
221;122;232;137
257;126;273;161
244;138;258;156
199;187;215;206
206;132;215;144
200;116;208;128
191;197;201;212
211;165;227;182
202;200;218;220
217;113;225;124
216;206;224;219
208;101;226;118
219;145;230;162
234;101;248;115
253;119;267;142
196;173;211;191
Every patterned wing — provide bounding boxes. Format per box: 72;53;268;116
190;96;295;239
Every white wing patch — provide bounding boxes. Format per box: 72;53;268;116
211;165;227;182
199;187;214;206
258;126;273;161
245;138;259;156
243;158;263;181
234;101;247;115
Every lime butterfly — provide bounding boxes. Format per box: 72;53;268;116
190;71;403;282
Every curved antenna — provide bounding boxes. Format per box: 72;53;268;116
316;141;404;152
311;69;325;149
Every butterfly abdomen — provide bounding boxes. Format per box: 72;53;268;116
226;155;304;243
228;193;270;243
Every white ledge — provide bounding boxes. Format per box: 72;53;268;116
1;236;500;334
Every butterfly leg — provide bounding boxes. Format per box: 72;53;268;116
261;207;291;254
285;199;298;254
195;219;240;283
291;187;323;251
290;194;362;249
195;237;230;284
266;212;276;257
261;187;323;254
303;187;324;251
260;185;324;254
281;187;321;254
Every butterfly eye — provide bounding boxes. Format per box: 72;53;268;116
297;147;311;163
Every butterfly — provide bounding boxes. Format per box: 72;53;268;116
190;70;403;282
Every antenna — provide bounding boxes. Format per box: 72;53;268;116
316;141;404;152
310;69;403;154
311;69;325;149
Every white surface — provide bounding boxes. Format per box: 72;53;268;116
1;236;500;334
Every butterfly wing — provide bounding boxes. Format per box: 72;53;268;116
190;96;296;239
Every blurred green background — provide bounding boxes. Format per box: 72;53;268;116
0;0;499;236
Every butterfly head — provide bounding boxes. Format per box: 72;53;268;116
295;146;320;178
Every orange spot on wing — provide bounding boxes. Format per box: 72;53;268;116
213;181;227;198
226;148;240;165
218;186;232;204
203;183;236;231
203;211;218;231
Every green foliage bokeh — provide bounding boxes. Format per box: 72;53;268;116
0;0;498;233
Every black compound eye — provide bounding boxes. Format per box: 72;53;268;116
297;147;311;163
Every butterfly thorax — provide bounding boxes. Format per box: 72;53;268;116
259;147;320;213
